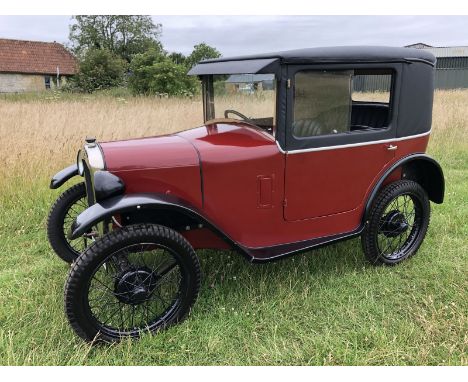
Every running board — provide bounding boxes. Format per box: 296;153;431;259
240;226;364;263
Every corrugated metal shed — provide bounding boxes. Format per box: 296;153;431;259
435;69;468;89
353;74;391;92
416;46;468;58
396;43;468;90
436;56;468;69
404;44;468;89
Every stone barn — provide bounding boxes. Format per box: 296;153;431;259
0;38;77;93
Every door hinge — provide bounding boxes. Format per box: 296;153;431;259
287;79;291;89
283;198;288;207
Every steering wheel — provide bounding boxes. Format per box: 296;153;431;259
224;109;251;121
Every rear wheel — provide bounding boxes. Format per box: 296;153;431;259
47;183;95;263
64;224;201;343
361;180;430;265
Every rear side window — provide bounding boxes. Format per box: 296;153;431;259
352;71;392;103
292;69;393;138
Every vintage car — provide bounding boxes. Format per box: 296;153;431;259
47;46;444;342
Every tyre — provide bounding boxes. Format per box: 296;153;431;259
47;183;93;263
64;224;201;343
361;180;430;266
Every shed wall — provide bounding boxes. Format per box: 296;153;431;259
434;56;468;89
0;73;68;93
0;73;45;93
353;74;391;92
435;70;468;89
356;67;468;91
357;55;468;91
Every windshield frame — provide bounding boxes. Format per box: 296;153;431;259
202;75;215;122
200;74;278;134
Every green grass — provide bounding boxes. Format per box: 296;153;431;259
0;156;466;365
0;92;467;365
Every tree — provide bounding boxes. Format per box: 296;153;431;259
168;52;187;65
186;43;221;69
71;48;127;93
129;49;198;96
69;15;163;62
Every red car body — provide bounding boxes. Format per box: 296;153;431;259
99;119;430;260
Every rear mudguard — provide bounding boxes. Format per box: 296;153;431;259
50;164;79;189
364;153;444;220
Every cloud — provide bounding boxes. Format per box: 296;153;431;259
0;15;467;56
0;15;70;44
156;15;468;55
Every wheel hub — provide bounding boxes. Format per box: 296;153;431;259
114;267;158;305
380;210;409;238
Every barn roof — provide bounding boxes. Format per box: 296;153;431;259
414;46;468;58
405;43;468;58
0;38;77;75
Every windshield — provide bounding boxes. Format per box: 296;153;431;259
203;74;276;134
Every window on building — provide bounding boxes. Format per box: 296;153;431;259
292;69;393;138
44;76;51;90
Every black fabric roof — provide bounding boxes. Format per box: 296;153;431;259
188;58;278;75
199;46;436;66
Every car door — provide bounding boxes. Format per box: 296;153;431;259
283;64;401;221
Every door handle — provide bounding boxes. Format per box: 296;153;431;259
386;144;398;151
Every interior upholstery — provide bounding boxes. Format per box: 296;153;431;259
351;103;389;130
292;102;390;137
292;119;323;137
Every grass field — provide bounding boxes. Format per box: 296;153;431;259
0;90;466;365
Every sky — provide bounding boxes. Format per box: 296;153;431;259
0;15;467;56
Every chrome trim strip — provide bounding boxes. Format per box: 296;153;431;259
275;130;431;154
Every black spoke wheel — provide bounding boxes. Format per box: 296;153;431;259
64;224;201;343
47;183;97;263
362;180;430;265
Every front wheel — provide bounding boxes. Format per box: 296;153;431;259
64;224;201;343
47;183;92;263
361;180;430;266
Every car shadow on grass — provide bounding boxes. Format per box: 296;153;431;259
200;236;367;278
194;237;372;311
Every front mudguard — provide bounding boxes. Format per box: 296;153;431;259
50;164;79;189
68;193;236;247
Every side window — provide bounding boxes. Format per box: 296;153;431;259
352;72;391;103
293;70;352;138
292;69;394;138
351;70;393;131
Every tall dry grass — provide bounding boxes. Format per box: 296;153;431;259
0;96;203;193
0;90;467;196
429;90;468;157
